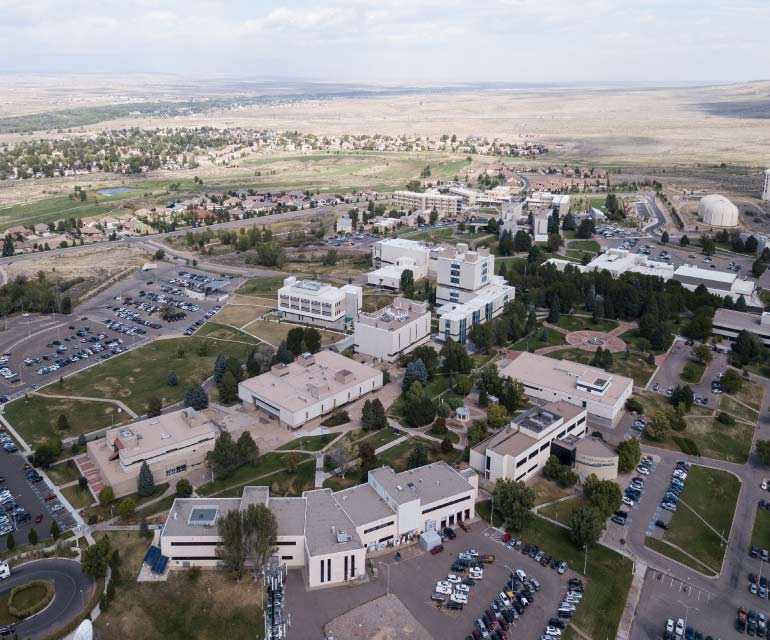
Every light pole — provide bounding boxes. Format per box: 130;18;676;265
583;545;588;575
678;600;699;629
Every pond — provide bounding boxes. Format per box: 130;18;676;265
98;187;136;197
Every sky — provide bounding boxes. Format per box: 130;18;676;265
1;0;768;83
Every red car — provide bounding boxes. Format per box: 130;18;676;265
34;514;43;524
44;494;56;502
430;544;444;555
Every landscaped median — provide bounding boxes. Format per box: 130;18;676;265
6;579;54;620
644;465;740;576
477;500;633;640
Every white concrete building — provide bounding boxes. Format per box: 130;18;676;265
371;217;399;233
582;248;675;279
277;277;362;329
498;352;633;427
336;216;353;234
160;462;478;588
238;351;383;429
470;402;588;483
392;190;462;217
435;243;495;305
533;208;551;242
712;308;770;347
354;298;430;362
673;264;759;305
437;283;514;344
367;259;428;290
763;169;770;202
371;238;431;271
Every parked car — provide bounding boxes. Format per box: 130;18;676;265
430;545;444;555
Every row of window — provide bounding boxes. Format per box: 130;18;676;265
422;495;470;515
363;520;394;535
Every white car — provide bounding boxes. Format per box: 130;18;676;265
469;569;483;580
666;620;675;634
567;591;583;599
622;496;635;507
435;584;452;595
515;569;527;581
498;592;511;607
451;592;468;604
763;480;768;491
546;628;562;638
636;466;650;476
676;619;685;635
446;574;461;584
565;596;581;604
456;584;470;593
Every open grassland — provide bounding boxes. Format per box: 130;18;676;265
655;465;740;574
197;452;311;497
243;320;342;348
194;322;261;345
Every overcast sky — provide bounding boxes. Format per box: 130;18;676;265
1;0;768;83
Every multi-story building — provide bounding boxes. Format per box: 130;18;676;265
712;309;770;347
673;264;759;305
84;408;219;498
238;351;383;429
336;216;353;234
371;238;430;271
470;402;588;483
367;258;428;289
498;352;633;427
160;462;478;588
763;169;770;202
533;208;551;242
392;190;462;217
277;277;361;330
435;244;495;305
354;298;431;362
436;283;513;343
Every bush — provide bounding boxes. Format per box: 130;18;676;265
320;411;350;427
672;435;700;456
717;412;736;426
187;565;202;581
7;580;54;618
625;397;644;414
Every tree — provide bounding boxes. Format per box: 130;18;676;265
5;533;13;551
625;397;644;414
329;439;356;478
237;431;259;466
468;419;489;446
78;475;89;490
184;383;208;410
403;381;436;427
213;353;227;383
493;478;535;532
576;219;595;239
31;441;60;469
286;327;305;356
680;235;690;246
570;505;605;549
241;504;278;577
399;269;415;294
217;509;248;579
82;536;111;579
757;440;770;466
406;443;429;469
362;399;387;431
441;437;453;453
358;442;377;471
218;370;239;404
50;520;61;540
661;230;669;244
557;465;578;488
732;330;767;366
753;259;767;278
721;368;743;394
617;438;641;472
176;478;193;498
197;340;209;357
99;486;114;505
583;474;622;517
117;497;136;521
693;344;713;365
514;229;532;252
455;375;473;396
285;452;301;474
137;461;155;497
147;396;162;417
431;416;448;435
167;371;178;386
28;529;38;545
645;411;671;441
403;359;429;390
303;327;321;354
276;340;294;364
57;414;69;431
469;323;493;353
747;235;759;254
701;234;716;256
487;404;510;428
547;295;560;324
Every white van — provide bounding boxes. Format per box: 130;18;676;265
515;569;527;582
0;561;10;580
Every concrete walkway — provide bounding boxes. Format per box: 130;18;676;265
617;559;647;640
32;391;138;418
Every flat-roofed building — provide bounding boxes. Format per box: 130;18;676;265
575;437;618;481
533;208;551;242
435;243;496;306
712;308;770;347
393;190;462;217
673;264;759;305
86;408;219;498
277;276;361;330
498;352;633;427
354;297;430;362
583;248;675;280
367;258;427;290
238;351;383;429
469;402;588;483
436;282;514;343
336;216;353;233
371;238;430;271
160;461;478;587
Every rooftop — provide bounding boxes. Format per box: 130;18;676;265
238;351;382;413
369;461;474;507
357;297;429;330
269;497;307;536
303;489;362;556
377;238;429;250
674;264;737;285
334;483;395;525
162;497;242;538
714;308;770;333
576;437;618;459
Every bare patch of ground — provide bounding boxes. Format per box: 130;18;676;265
324;593;432;640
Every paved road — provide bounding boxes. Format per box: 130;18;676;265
1;558;94;639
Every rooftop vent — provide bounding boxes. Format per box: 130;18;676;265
336;531;352;544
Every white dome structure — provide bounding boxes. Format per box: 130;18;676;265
699;194;739;227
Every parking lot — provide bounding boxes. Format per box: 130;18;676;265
0;263;237;399
286;521;578;639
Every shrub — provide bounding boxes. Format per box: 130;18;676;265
7;580;54;618
717;412;736;426
321;411;350;427
187;565;202;581
672;435;700;456
625;397;644;414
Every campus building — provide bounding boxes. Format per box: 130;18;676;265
532;208;551;242
435;244;495;306
336;216;354;233
159;462;479;588
354;298;431;362
469;402;588;483
277;277;362;330
237;351;383;429
498;352;633;427
574;437;619;481
436;283;514;343
581;248;675;279
672;264;760;305
367;257;428;290
371;238;431;271
712;308;770;347
392;190;462;217
85;408;219;498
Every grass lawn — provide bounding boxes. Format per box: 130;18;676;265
376;436;462;471
236;276;286;296
544;347;654;387
428;428;460;444
658;465;740;573
276;434;336;452
681;361;706;384
197;453;310;496
644;537;717;576
555;316;619;334
425;376;450;398
243;320;341;348
731;379;765;413
47;460;82;486
720;395;760;424
84;484;170;523
477;503;633;640
539;497;586;524
354;426;403;450
568;239;600;253
510;325;567;351
138;494;177;519
215;458;316;498
61;484;95;510
3;395;131;448
94;567;264;640
620;327;674;355
362;293;399;312
5;582;52;621
94;530;149;581
36;337;253;415
208;304;273;329
751;507;770;549
195;322;261;345
323;474;361;491
531;478;576;506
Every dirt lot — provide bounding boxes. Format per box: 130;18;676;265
325;594;431;640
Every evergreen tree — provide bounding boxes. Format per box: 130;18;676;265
276;340;294;364
167;371;178;386
547;295;560;323
402;359;429;390
5;533;14;550
213;353;227;383
57;414;69;430
147;396;162;417
303;328;321;354
286;327;305;356
50;520;61;540
184;383;208;410
137;461;155;497
28;528;38;545
217;371;239;404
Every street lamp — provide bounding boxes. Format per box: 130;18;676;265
677;600;699;629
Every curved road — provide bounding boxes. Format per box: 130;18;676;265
1;558;94;639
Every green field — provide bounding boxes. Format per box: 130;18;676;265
195;322;261;345
681;361;706;384
620;326;675;355
3;394;131;447
544;347;654;387
0;195;134;231
555;315;619;334
197;452;310;497
46;460;82;486
376;436;462;471
476;503;633;640
539;497;586;524
656;465;740;574
276;434;336;452
567;239;600;253
236;276;287;296
644;536;716;576
720;395;760;424
243;321;341;348
61;484;95;510
729;379;765;412
751;507;770;549
214;458;316;498
510;325;567;351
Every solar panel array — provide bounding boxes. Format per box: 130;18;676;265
143;545;169;575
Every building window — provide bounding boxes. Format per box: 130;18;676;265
422;495;470;515
364;520;394;535
165;464;187;477
281;555;293;560
327;558;331;582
